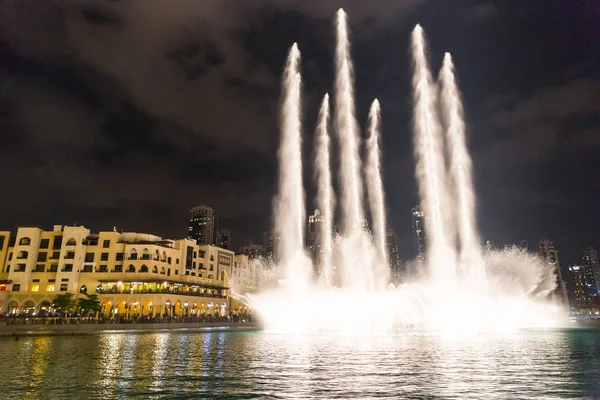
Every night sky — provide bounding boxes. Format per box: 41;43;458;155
1;1;598;269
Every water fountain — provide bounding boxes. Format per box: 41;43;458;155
250;9;562;335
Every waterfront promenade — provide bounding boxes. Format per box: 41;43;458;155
0;316;260;336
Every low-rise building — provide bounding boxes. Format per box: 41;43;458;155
0;225;238;318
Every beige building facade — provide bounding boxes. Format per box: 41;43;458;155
0;225;249;318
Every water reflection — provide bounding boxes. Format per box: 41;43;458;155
99;334;124;398
0;330;599;399
151;332;169;394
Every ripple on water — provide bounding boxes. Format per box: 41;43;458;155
0;329;599;399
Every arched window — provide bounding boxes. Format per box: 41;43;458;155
127;265;135;273
161;251;167;262
142;248;150;260
160;267;166;275
129;248;138;260
154;250;160;261
66;238;77;246
152;265;158;273
210;255;214;261
208;275;213;279
140;265;148;273
95;284;103;293
80;285;87;294
17;250;28;259
19;237;31;246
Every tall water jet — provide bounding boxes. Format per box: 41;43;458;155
335;9;364;234
365;99;388;267
335;9;374;289
439;53;485;284
252;13;561;335
314;93;335;286
410;25;456;284
275;43;310;288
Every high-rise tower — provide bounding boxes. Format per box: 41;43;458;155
582;247;600;295
537;238;568;305
386;229;403;284
188;205;218;245
307;210;324;271
412;206;426;262
569;264;598;309
218;229;231;250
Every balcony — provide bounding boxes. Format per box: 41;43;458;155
96;287;227;299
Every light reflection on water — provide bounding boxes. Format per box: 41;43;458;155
1;329;599;399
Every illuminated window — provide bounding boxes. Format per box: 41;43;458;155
47;285;55;292
31;284;39;292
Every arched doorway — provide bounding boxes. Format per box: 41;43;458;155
38;300;52;316
7;301;19;315
21;300;36;315
143;299;153;317
164;299;173;317
130;299;140;317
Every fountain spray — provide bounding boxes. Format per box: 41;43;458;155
314;93;335;286
410;25;456;285
365;99;388;267
335;9;364;234
439;53;486;285
275;43;311;288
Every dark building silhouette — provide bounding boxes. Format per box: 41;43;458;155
537;238;568;305
218;229;231;250
188;205;219;245
412;206;426;262
307;209;324;273
386;229;404;284
569;264;598;309
264;230;281;263
582;247;600;295
238;244;265;259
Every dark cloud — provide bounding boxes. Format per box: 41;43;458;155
464;3;498;20
0;0;599;268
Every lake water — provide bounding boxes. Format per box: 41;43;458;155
1;328;599;399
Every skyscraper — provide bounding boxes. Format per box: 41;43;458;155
218;229;231;250
582;247;600;295
412;206;426;262
537;238;569;305
264;230;281;263
569;264;598;309
307;210;323;269
188;205;218;245
386;229;404;284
